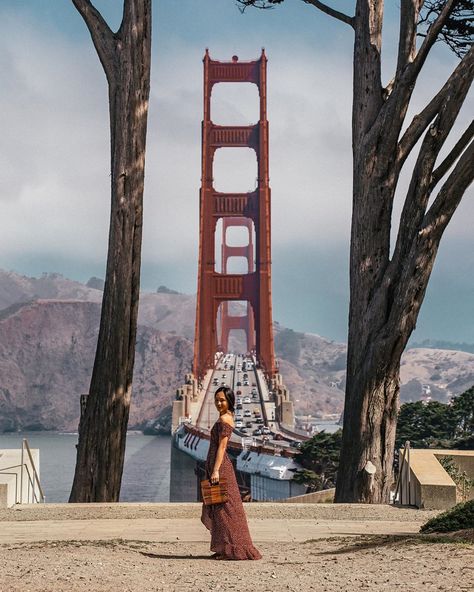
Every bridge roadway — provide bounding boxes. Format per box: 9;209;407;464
195;353;298;447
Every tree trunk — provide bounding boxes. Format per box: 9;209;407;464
69;0;152;502
334;2;474;503
241;0;474;504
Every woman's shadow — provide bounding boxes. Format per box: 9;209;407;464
139;551;215;560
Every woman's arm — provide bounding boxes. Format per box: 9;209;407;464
210;436;229;483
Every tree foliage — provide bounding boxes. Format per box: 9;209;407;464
396;386;474;449
419;0;474;58
293;430;342;490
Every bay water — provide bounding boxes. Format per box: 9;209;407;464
0;432;171;503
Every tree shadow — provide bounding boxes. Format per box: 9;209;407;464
311;535;416;555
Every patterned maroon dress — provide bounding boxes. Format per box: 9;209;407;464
201;419;262;560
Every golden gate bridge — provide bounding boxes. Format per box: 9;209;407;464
169;51;307;502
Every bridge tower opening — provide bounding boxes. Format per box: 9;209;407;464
193;50;276;378
219;217;256;354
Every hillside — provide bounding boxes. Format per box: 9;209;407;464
0;299;192;432
0;270;472;431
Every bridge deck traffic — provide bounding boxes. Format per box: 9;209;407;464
195;353;283;445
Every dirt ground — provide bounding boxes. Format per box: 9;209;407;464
0;534;472;592
1;504;472;591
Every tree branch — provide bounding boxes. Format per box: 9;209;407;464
397;45;474;167
302;0;355;27
390;48;473;274
422;138;474;239
396;0;424;76
71;0;117;81
408;0;457;81
430;119;474;190
236;0;354;26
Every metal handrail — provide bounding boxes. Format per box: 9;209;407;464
20;439;45;504
0;440;45;505
393;440;410;505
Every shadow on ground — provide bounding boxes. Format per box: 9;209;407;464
310;532;474;555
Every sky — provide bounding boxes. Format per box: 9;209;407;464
0;0;472;344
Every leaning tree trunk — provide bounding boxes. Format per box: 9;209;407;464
69;0;152;502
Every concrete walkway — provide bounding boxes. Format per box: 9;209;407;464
0;513;426;544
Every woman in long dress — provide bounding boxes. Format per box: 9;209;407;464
201;386;262;560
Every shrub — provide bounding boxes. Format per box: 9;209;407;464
420;500;474;533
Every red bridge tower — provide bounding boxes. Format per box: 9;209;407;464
193;50;276;379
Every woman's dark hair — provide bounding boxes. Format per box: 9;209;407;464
214;386;235;413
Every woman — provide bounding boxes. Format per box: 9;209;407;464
201;386;262;560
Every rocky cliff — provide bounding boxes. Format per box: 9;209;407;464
0;298;192;432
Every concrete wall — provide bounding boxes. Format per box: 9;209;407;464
434;450;474;502
171;400;186;434
281;401;295;427
398;449;474;510
279;488;335;504
0;479;16;508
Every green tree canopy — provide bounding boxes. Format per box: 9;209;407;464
293;430;342;491
396;386;474;449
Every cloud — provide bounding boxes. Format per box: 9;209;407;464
0;6;472;341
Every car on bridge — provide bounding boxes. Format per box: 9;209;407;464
235;420;244;429
244;410;252;418
243;396;251;404
253;428;263;436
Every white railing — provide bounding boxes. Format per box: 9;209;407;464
393;440;411;505
0;439;45;505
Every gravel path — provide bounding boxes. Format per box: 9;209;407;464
1;536;472;592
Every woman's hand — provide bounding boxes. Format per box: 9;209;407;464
210;469;219;485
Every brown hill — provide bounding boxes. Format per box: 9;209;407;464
0;270;472;431
0;270;102;309
0;299;192;432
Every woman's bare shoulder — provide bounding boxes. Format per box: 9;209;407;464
220;414;234;427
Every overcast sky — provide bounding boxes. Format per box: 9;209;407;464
0;0;472;343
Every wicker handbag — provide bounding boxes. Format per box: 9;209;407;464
201;478;228;506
